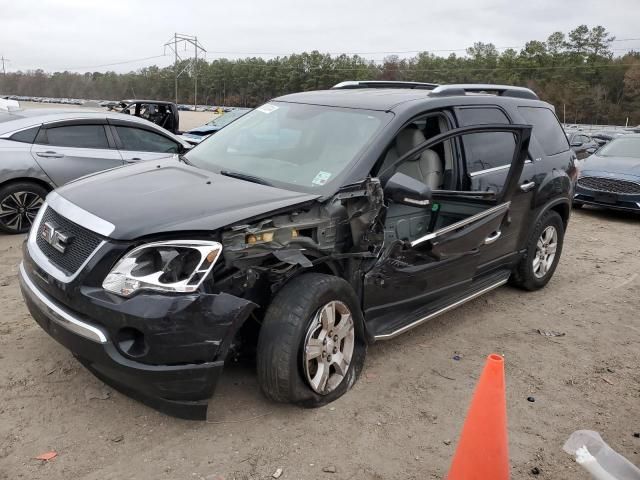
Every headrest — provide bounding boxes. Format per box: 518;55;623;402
395;128;427;161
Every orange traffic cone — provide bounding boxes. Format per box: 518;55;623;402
446;353;509;480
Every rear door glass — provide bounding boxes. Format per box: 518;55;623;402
45;125;110;149
456;107;514;174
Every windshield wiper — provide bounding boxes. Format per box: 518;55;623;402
219;170;272;186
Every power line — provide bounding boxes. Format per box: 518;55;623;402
163;33;206;106
62;55;169;72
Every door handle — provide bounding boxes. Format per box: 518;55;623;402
484;230;502;245
520;181;536;192
125;157;142;163
36;151;64;158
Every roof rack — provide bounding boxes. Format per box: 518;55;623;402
332;81;439;90
331;81;539;100
430;84;539;100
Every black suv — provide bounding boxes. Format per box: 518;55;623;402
20;81;577;419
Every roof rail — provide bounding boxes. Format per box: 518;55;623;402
332;80;439;90
430;84;539;100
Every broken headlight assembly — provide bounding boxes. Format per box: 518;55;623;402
102;240;222;297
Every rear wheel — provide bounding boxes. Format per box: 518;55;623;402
256;273;366;407
573;201;583;209
0;182;47;234
511;210;564;291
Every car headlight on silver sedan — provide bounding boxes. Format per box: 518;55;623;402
102;240;222;297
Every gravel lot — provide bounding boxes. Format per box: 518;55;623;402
1;207;639;480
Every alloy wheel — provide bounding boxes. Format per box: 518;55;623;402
302;300;355;395
533;225;558;279
0;191;43;233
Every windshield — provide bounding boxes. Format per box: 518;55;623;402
186;102;390;193
596;136;640;158
206;109;250;128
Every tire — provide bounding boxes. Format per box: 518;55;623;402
256;273;366;407
0;182;47;234
510;210;565;291
573;201;583;209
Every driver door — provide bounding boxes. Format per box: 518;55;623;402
363;124;532;339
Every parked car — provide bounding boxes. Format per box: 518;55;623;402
566;131;599;159
19;82;576;419
590;130;627;147
0;109;191;233
573;135;640;211
180;108;252;145
112;100;180;134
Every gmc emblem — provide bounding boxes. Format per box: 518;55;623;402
41;222;72;254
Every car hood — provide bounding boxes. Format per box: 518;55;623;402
55;159;320;240
580;155;640;181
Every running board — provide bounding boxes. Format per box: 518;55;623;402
373;277;509;341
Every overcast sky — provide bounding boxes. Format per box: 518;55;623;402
2;0;639;73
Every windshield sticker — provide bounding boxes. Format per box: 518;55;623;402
257;103;279;114
312;171;332;186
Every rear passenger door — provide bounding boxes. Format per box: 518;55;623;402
31;120;123;186
454;106;538;274
108;120;182;163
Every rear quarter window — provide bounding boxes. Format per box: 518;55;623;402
518;107;569;156
9;126;40;144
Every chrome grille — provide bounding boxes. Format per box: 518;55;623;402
578;176;640;195
35;207;103;275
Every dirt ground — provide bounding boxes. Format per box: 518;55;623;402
1;206;639;480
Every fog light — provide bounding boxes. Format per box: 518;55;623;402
116;327;148;358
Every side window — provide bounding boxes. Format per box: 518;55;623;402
9;126;40;144
45;125;110;149
456;107;514;174
377;114;452;190
518;107;569;156
115;126;179;153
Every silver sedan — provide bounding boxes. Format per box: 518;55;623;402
0;109;191;233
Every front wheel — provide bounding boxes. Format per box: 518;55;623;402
510;210;565;291
256;273;366;407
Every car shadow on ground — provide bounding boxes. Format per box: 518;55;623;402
574;205;640;222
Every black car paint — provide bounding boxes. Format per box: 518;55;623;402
55;160;320;240
21;88;575;419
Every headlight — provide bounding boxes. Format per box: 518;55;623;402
102;240;222;297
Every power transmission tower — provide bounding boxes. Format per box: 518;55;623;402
1;56;9;75
163;34;206;108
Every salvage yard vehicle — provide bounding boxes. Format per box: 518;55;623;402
0;109;191;233
20;82;576;419
566;131;599;159
113;99;181;134
574;134;640;211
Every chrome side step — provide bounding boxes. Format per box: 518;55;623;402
373;278;509;341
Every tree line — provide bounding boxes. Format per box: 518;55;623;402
2;25;639;125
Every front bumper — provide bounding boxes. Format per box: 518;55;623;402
574;187;640;212
19;262;255;420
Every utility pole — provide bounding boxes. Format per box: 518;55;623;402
163;34;206;107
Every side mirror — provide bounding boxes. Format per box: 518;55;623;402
384;172;432;207
587;147;597;154
571;141;583;147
